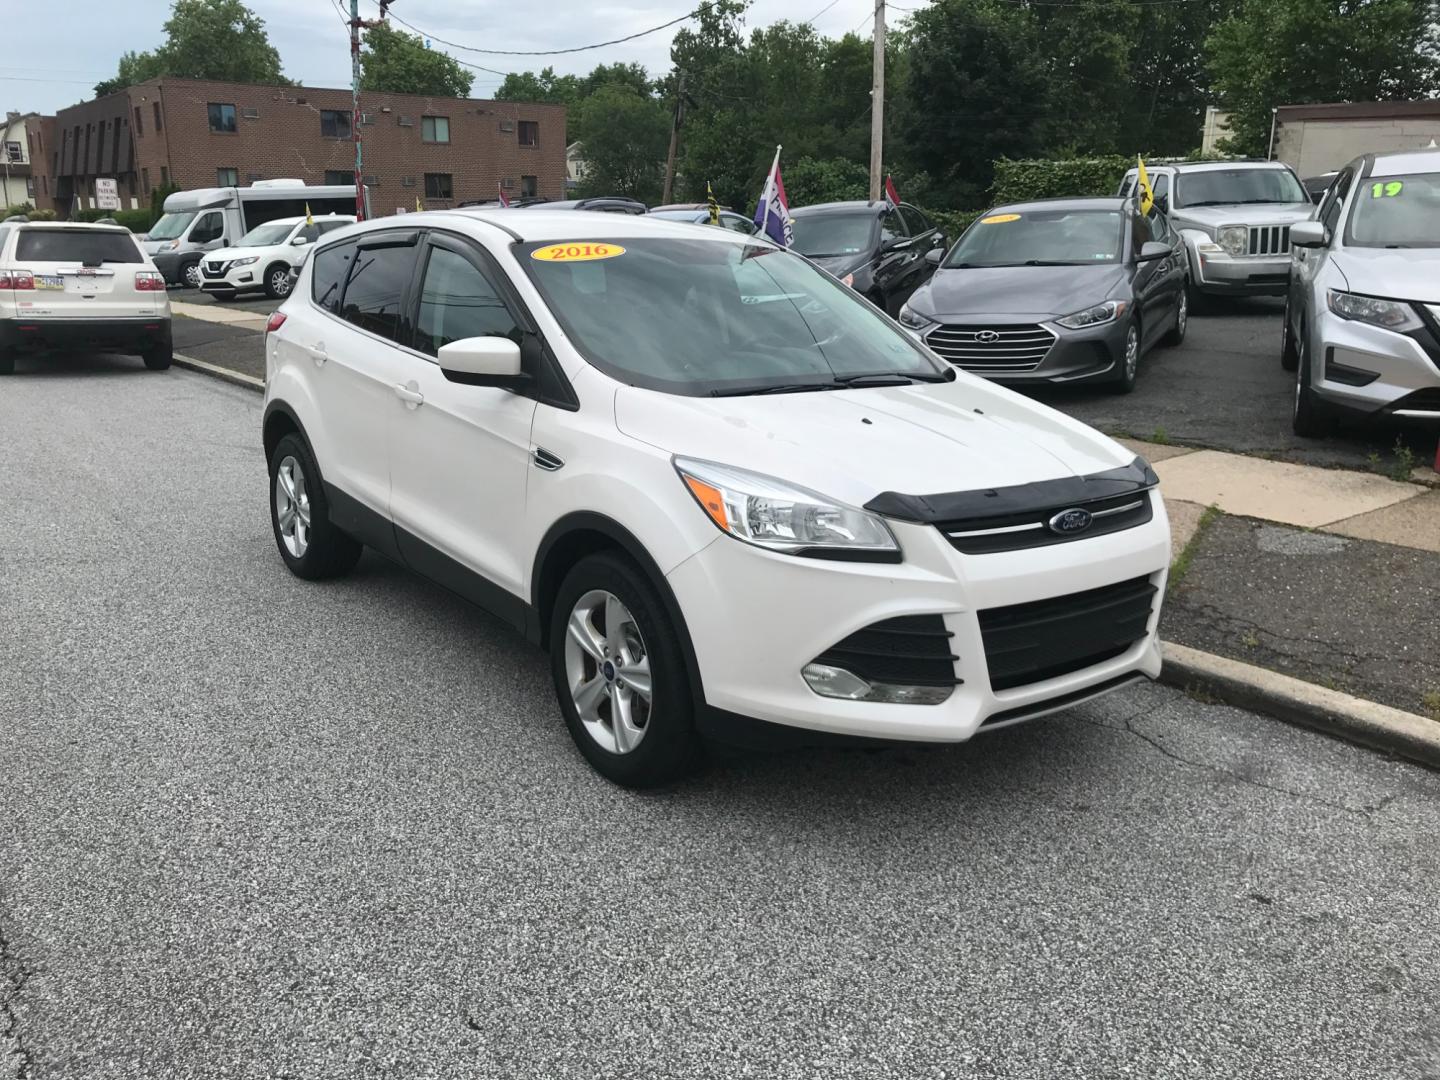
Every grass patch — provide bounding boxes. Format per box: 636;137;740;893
1239;629;1260;649
1389;439;1417;483
1423;690;1440;721
1167;503;1222;598
1151;426;1170;446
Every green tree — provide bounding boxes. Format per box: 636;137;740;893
495;66;583;106
93;0;288;96
1208;0;1440;155
360;22;474;97
574;84;672;202
1027;0;1140;155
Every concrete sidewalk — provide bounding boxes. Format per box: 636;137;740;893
172;299;270;333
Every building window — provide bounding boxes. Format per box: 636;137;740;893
424;173;452;200
142;167;150;194
133;106;143;137
3;141;20;163
520;175;537;197
154;102;163;131
160;166;169;187
421;116;450;143
207;103;238;133
320;110;351;139
26;177;35;199
217;167;239;187
324;169;355;186
518;120;538;147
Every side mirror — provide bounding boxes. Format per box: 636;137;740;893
437;335;527;388
290;235;310;246
924;249;943;266
1137;241;1171;262
1290;220;1327;248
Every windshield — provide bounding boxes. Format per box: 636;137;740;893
944;209;1124;268
1174;168;1307;208
1346;173;1440;248
520;238;946;396
790;213;876;258
148;211;196;240
238;221;296;247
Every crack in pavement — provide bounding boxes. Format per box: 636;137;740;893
0;904;35;1080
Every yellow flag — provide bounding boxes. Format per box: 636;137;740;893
1136;156;1154;215
416;195;424;212
706;181;720;226
304;202;314;226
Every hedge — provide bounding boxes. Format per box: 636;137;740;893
112;208;156;233
990;156;1132;205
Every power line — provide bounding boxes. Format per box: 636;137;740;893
802;0;844;25
377;1;712;57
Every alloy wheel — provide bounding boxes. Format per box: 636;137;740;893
274;455;311;559
183;263;201;289
270;269;292;297
1124;325;1139;380
563;589;652;754
1175;289;1188;338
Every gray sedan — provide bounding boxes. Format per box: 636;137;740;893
1284;148;1440;436
898;197;1187;393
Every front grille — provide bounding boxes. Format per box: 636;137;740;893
203;261;227;278
978;576;1156;692
1247;225;1291;257
925;323;1056;373
938;490;1154;555
811;614;961;688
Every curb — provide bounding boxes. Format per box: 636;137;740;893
1160;640;1440;769
173;353;263;393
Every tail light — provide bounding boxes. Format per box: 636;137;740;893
134;270;166;291
0;270;35;291
265;311;288;333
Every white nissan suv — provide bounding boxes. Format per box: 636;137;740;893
200;214;355;301
262;210;1171;786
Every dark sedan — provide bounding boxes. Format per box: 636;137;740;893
647;206;757;234
898;197;1187;393
788;201;946;316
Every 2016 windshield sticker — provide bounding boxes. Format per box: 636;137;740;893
979;213;1021;224
530;242;626;262
1370;181;1404;198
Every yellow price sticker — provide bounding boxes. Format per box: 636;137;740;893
979;213;1021;224
530;242;626;263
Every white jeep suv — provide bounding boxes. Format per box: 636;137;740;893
200;214;355;301
262;211;1171;786
0;219;171;375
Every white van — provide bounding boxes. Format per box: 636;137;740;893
142;179;367;289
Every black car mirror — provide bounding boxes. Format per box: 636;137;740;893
1136;241;1171;262
924;249;942;266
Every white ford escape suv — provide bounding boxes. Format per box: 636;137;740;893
262;210;1171;786
0;220;172;375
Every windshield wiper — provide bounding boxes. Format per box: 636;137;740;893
710;381;843;397
710;371;952;397
1022;259;1095;266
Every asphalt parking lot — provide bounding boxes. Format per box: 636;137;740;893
3;359;1440;1079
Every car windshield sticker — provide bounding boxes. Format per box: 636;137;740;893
1370;181;1404;198
530;242;626;263
979;213;1021;224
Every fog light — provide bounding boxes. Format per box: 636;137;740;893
801;663;954;705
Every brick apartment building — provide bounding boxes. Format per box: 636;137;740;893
50;76;567;217
1;111;56;211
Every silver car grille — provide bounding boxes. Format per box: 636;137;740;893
925;323;1056;373
1247;225;1291;257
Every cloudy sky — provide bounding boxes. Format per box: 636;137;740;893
5;0;885;115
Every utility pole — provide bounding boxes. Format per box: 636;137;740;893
661;71;686;205
348;0;388;220
868;0;885;204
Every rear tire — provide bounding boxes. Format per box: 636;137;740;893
549;552;702;788
1292;328;1333;438
1163;283;1188;346
0;348;14;376
1281;305;1300;372
142;342;172;371
268;433;363;580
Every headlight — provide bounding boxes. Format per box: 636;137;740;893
1217;225;1248;257
1327;290;1422;331
897;303;935;331
674;457;899;559
230;256;259;267
1056;300;1126;329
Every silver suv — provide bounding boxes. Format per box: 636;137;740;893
1118;160;1313;310
1284;148;1440;436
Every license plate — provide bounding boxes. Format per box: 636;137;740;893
35;275;63;290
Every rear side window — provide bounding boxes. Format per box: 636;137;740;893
339;243;416;342
900;206;930;235
16;229;142;264
311;240;356;315
414;246;520;356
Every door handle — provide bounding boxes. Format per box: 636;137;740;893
306;343;327;366
393;382;425;407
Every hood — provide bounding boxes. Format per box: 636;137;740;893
142;238;173;255
613;377;1133;509
911;264;1128;320
1173;203;1314;231
1332;247;1440;304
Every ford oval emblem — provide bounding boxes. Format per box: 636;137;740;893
1048;508;1093;535
976;329;1001;343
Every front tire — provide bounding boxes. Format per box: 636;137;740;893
1292;327;1333;438
549;552;701;788
1185;277;1213;317
264;263;293;299
268;433;362;580
1111;320;1141;394
182;261;203;290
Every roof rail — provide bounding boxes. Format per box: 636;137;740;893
2;214;28;222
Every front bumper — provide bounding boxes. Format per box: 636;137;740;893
199;263;260;295
1191;251;1290;295
1310;306;1440;416
667;496;1170;743
0;316;172;354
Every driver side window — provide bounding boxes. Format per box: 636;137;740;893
880;209;907;245
1319;168;1353;237
190;212;223;244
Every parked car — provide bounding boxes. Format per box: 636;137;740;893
1117;160;1313;310
647;206;756;234
526;197;647;215
1283;148;1440;435
0;219;172;375
457;197;551;208
198;214;355;300
143;179;362;289
788;201;946;316
898;198;1186;393
261;210;1170;787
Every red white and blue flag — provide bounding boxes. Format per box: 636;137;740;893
752;146;793;247
884;174;900;208
497;183;511;208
